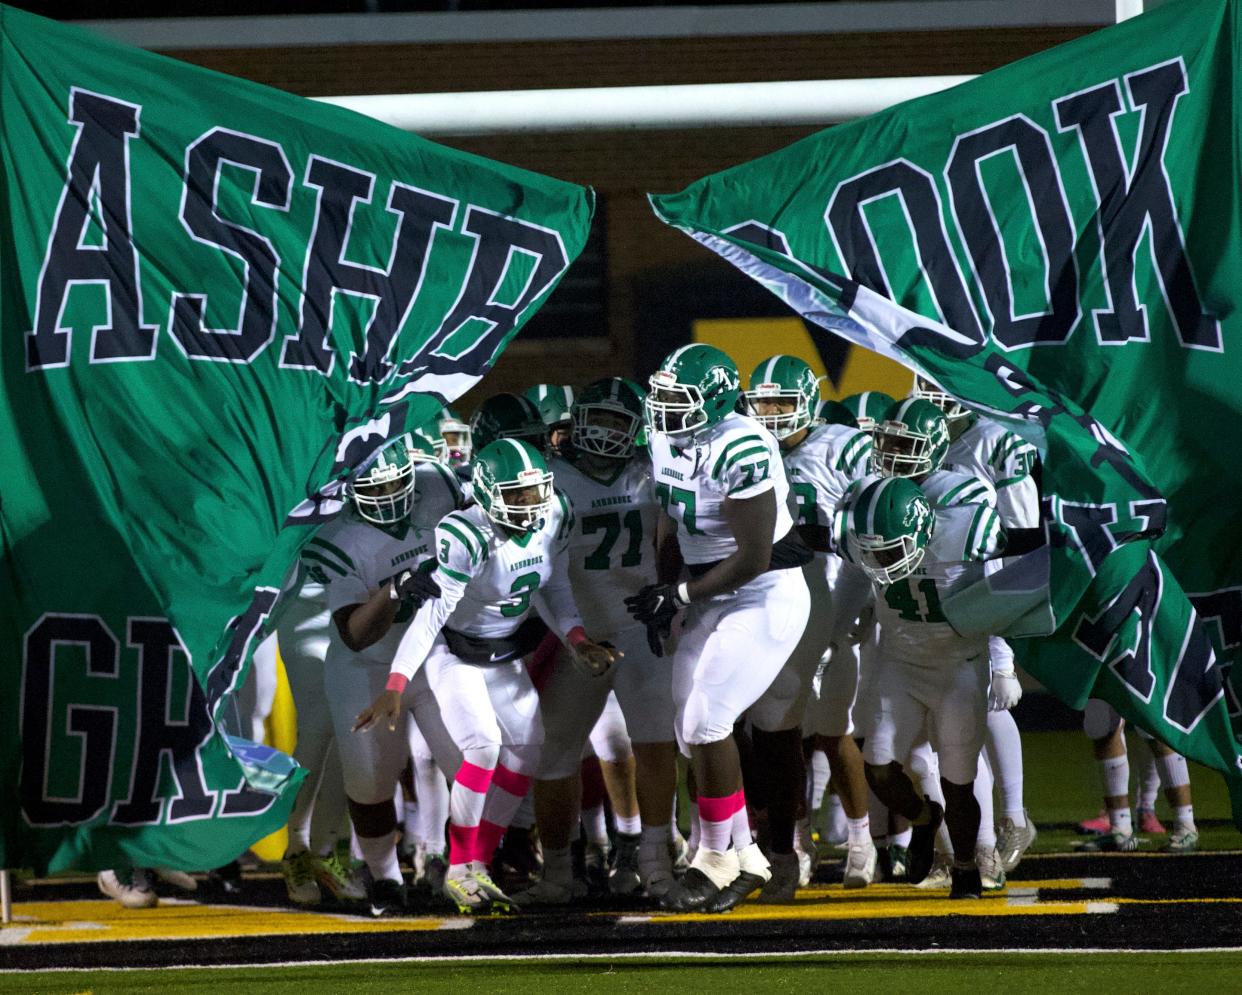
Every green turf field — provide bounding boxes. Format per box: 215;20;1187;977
9;952;1242;995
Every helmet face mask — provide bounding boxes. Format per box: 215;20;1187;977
350;437;416;525
912;375;970;423
871;399;950;478
646;345;741;441
572;378;644;460
472;439;554;533
848;477;935;585
438;412;473;466
746;355;818;440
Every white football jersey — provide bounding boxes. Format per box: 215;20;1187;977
649;411;793;564
549;453;659;635
784;423;873;530
310;460;462;666
946;415;1039;527
875;502;1004;665
391;493;584;678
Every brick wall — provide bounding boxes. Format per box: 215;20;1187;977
161;23;1098;411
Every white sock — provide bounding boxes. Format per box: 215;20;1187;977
582;803;609;848
615;812;642;835
890;825;912;848
846;815;871;847
403;800;418;840
730;802;753;849
1109;806;1133;836
1174;804;1196;832
688;806;701;852
1100;754;1130;800
809;751;831;813
1139;752;1161;810
974;756;997;849
357;832;402;884
1154;751;1191;790
826;793;848;844
985;709;1026;822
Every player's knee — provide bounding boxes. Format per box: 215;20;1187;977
460;742;501;774
937;753;979;786
865;761;900;794
1083;698;1122;741
347;795;397;837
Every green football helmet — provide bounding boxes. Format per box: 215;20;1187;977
621;378;649;449
572;377;645;460
434;406;472;466
524;384;575;428
872;398;951;479
349;436;416;525
842;391;897;434
847;477;935;585
470;393;547;454
911;374;970;424
816;399;859;428
646;343;742;439
745;354;819;440
408;430;442;464
471;438;554;533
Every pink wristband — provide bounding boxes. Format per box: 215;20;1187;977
566;626;589;648
386;672;409;694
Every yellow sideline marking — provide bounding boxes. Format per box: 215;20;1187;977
0;901;470;945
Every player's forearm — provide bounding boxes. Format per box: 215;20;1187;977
389;597;451;682
684;544;769;601
654;516;684;585
335;586;400;652
797;523;834;554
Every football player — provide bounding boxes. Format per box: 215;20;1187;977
911;375;1040;872
525;384;576;456
628;344;811;913
1079;700;1198;852
316;433;463;916
518;377;678;905
470;393;548;455
838;476;1004;899
841;391;896;434
745;355;877;896
359;439;617;914
436;406;473;470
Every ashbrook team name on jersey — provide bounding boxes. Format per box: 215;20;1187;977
392;545;430;568
512;556;544;570
660;468;684;481
590;495;632;509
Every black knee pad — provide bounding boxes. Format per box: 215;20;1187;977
348;796;397;838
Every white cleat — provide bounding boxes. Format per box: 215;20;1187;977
914;852;953;889
153;868;197;892
996;811;1037;873
757;851;800;903
976;845;1006;891
443;868;490;914
98;869;158;909
842;838;878;889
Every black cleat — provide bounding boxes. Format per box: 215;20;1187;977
206;860;243;897
949;866;982;900
703;871;767;913
369;877;409;918
906;799;944;885
659;868;721;912
873;845;893;883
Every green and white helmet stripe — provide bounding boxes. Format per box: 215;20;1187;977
745;354;819;440
871;398;951;479
848;476;935;585
646;343;742;440
842;391;897;434
525;384;575;426
471;438;554;532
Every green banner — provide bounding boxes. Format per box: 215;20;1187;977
0;6;593;873
651;0;1242;822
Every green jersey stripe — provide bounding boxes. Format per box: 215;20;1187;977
722;445;770;474
837;434;871;473
711;434;767;477
994;475;1027;489
437;564;472;584
440;521;481;565
446;513;489;556
301;548;349;577
307;536;356;570
965;504;995;558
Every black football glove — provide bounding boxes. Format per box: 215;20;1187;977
390;564;442;610
624;583;687;658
